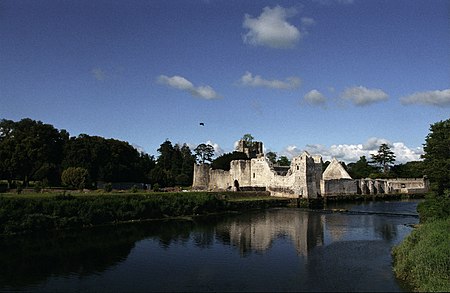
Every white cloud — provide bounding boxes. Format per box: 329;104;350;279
157;75;221;100
91;67;107;81
400;89;450;107
205;140;225;157
281;137;422;164
341;86;389;106
243;6;307;49
303;89;327;106
239;71;301;89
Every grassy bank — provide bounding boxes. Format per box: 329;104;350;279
392;195;450;292
0;191;290;235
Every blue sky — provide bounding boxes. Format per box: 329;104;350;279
1;0;449;163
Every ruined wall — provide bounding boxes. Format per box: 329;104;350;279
321;179;358;196
209;169;231;190
230;160;252;187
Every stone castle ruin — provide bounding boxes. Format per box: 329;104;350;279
192;140;429;198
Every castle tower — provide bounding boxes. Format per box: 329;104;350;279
237;140;263;159
192;163;210;190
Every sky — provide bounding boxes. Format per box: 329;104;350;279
1;0;449;164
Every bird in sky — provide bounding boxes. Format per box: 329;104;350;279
199;122;205;126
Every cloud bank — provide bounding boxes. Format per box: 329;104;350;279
341;86;389;106
239;71;301;89
400;89;450;107
243;5;313;49
157;75;221;100
279;137;422;164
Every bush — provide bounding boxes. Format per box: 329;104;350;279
61;167;89;190
0;182;8;193
393;218;450;292
104;183;112;193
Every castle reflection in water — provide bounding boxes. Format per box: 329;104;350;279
214;208;399;257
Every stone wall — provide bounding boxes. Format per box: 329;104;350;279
192;140;429;198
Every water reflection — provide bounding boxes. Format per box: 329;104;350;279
215;209;323;257
0;200;420;291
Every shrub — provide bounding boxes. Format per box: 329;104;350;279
104;183;112;193
61;167;89;190
0;182;8;193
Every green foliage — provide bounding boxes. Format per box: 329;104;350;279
277;156;291;166
152;141;195;187
266;151;277;164
0;182;8;193
0;193;225;234
347;156;378;178
0;118;67;186
370;143;396;173
390;161;425;178
61;167;89;190
392;218;450;292
417;193;450;223
422;118;450;195
241;133;254;147
211;151;248;170
130;185;138;193
104;183;113;193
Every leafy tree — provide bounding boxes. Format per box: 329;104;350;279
391;161;425;178
0;118;67;186
422;119;450;195
277;156;291;166
347;156;377;178
241;133;254;147
266;151;277;164
194;143;215;164
370;143;396;174
61;167;89;190
211;151;248;171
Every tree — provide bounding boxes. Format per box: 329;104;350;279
370;143;396;174
391;161;425;178
61;167;89;190
266;151;277;164
422;119;450;195
241;133;254;147
211;151;248;171
277;156;291;166
194;143;215;164
347;156;377;178
0;118;67;186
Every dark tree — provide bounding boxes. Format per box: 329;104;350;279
277;156;291;166
347;156;377;178
0;118;67;186
422;119;450;195
391;161;425;178
266;151;277;164
370;143;396;174
194;143;215;164
211;151;248;171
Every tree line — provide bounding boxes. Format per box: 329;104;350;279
0;118;196;189
1;118;448;195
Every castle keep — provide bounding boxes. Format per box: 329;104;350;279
192;140;429;198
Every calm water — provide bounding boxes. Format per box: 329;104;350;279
0;199;421;292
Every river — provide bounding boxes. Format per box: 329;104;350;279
0;199;420;292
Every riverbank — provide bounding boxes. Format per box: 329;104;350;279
392;195;450;292
0;191;291;235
